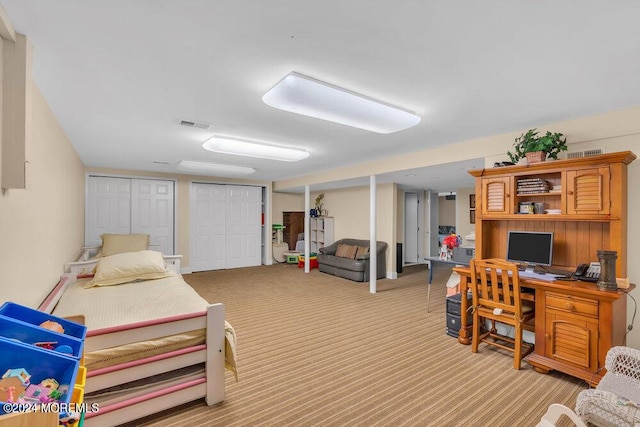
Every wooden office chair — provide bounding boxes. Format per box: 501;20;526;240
469;258;535;370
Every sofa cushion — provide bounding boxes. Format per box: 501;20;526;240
336;244;357;259
318;254;366;272
355;246;369;258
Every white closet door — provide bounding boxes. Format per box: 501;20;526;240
86;176;131;247
190;183;227;272
225;185;262;268
131;179;175;255
190;183;262;271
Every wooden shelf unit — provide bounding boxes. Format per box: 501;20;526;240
468;151;636;384
470;151;635;276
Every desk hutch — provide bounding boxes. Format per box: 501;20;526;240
464;151;636;385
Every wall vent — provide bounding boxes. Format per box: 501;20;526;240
566;148;604;159
180;120;211;130
152;160;170;165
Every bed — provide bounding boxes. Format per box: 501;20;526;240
38;238;236;427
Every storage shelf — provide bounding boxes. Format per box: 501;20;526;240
478;214;616;222
515;192;561;197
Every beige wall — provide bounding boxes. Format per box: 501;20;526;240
272;192;305;224
454;187;475;247
0;86;85;308
438;196;456;227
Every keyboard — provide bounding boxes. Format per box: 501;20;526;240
518;270;561;282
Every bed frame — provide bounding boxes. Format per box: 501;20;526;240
38;255;226;427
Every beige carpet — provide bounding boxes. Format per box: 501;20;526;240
133;263;586;427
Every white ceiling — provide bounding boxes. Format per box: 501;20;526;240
2;1;640;192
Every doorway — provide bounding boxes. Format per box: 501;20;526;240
404;192;419;265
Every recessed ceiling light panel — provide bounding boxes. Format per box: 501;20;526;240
262;72;421;134
177;160;256;176
203;136;309;162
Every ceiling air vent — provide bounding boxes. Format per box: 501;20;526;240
566;148;604;159
179;119;211;130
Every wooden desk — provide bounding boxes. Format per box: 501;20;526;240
453;266;633;386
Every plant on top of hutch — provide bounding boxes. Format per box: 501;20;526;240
507;129;568;164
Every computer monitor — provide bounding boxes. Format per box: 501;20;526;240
506;231;554;272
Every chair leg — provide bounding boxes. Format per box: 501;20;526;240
471;312;479;353
514;323;522;370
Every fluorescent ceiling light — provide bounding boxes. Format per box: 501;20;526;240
203;136;309;162
177;160;255;176
262;72;421;134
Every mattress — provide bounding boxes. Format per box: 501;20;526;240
52;272;209;329
83;364;206;406
51;273;236;378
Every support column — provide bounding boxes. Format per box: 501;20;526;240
370;175;377;294
304;185;310;273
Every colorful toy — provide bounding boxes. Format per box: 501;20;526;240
39;320;65;334
34;341;58;350
55;344;73;355
22;378;62;403
2;368;31;386
23;384;54;402
39;378;59;390
0;377;27;402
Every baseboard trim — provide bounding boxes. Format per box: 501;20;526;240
387;271;398;280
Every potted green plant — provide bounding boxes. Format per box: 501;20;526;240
314;193;325;216
507;129;568;164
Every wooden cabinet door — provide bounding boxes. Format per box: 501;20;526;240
283;211;304;250
566;167;610;215
481;177;512;215
545;311;599;372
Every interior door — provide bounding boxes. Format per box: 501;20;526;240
131;179;175;254
86;176;131;247
190;183;226;272
225;185;262;268
404;192;419;264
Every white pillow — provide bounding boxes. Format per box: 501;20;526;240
100;234;149;257
84;250;171;288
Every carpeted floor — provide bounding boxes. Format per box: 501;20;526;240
132;263;586;427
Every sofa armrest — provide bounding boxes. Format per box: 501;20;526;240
319;241;338;255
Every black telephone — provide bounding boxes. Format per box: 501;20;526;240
574;262;601;282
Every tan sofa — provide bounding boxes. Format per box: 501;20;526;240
317;239;387;282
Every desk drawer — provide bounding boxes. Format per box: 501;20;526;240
546;293;598;317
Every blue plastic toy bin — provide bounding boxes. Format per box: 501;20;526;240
0;317;83;359
0;337;79;414
0;302;87;340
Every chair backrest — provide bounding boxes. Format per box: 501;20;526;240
469;258;524;317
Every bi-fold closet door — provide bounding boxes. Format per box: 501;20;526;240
190;183;262;272
86;176;175;254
